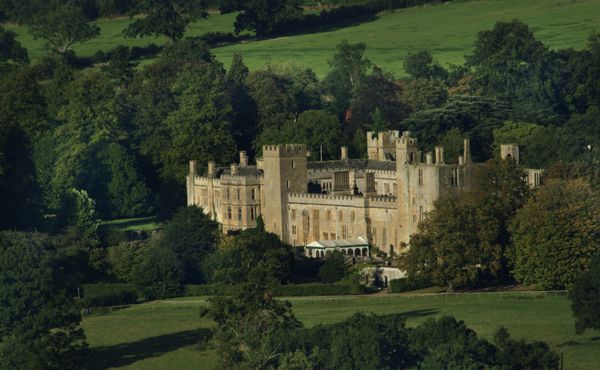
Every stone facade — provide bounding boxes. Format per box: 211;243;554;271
187;131;541;254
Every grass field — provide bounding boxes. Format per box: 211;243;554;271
82;293;600;369
5;0;600;76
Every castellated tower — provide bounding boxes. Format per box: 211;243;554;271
262;144;307;242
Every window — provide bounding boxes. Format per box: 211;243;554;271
286;180;290;189
330;232;336;240
251;188;256;200
292;225;297;235
227;207;232;220
393;183;397;195
342;225;348;239
412;213;416;223
323;232;328;240
384;183;389;194
226;189;230;200
237;189;241;200
351;211;355;222
238;207;242;221
338;211;343;221
327;210;332;221
418;169;423;186
419;206;423;222
291;209;297;220
250;207;256;220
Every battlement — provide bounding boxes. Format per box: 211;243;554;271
288;192;361;203
263;144;307;157
367;195;397;203
396;131;418;145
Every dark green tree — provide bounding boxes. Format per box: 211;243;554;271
0;231;87;369
569;253;600;334
159;206;219;283
318;251;347;283
123;0;208;44
404;50;448;80
207;219;294;286
511;176;600;289
232;0;303;37
29;5;100;55
131;245;184;298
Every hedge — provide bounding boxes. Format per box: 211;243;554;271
388;276;432;293
183;283;363;297
81;283;139;308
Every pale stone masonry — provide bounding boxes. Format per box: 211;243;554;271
187;131;541;255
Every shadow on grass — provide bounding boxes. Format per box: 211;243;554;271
87;328;212;369
397;308;439;319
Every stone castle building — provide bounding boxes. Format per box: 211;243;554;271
187;131;542;256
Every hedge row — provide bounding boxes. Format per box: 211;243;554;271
388;276;432;293
184;283;363;297
81;283;139;308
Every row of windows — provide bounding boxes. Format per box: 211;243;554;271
226;206;259;221
225;188;258;201
291;209;357;222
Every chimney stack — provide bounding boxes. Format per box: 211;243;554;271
463;138;471;164
425;152;433;164
341;146;348;160
207;161;215;177
189;160;197;175
239;151;248;167
435;146;445;164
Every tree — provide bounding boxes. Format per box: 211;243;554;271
493;326;559;368
400;158;528;288
511;176;600;289
569;253;600;334
29;5;100;55
404;50;448;80
123;0;208;44
207;219;295;286
59;188;101;241
107;241;151;283
0;231;87;368
161;61;237;181
131;245;184;299
231;0;303;37
158;206;219;284
257;109;342;160
0;25;28;64
323;40;371;117
318;251;347;283
400;78;448;112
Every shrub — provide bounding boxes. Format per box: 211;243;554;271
81;283;139;308
389;276;432;293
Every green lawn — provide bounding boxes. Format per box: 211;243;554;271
6;0;600;76
82;293;600;369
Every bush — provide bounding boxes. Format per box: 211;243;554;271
183;283;363;297
389;276;432;293
81;283;139;307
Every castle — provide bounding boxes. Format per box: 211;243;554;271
186;131;542;256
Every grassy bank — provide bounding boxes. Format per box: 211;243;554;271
82;293;600;369
6;0;600;76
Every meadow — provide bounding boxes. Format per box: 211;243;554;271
82;293;600;369
5;0;600;76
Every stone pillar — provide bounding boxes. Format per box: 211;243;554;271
239;151;248;167
435;146;444;164
463;138;471;164
208;161;215;177
425;152;433;165
189;160;197;175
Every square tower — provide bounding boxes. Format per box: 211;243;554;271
262;144;307;242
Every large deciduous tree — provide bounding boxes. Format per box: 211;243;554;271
123;0;208;44
230;0;303;37
510;176;600;289
400;158;528;289
0;232;87;368
569;253;600;334
29;5;100;55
